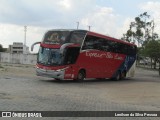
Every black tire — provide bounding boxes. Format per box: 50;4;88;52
121;71;126;79
114;71;121;81
77;70;85;82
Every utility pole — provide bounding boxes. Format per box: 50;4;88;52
24;25;27;46
88;25;91;31
76;22;79;29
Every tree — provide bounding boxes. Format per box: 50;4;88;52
144;40;160;69
122;12;160;71
121;22;135;43
122;12;154;46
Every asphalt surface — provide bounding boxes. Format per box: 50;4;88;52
0;63;160;120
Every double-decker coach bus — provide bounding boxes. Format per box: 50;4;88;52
31;29;137;81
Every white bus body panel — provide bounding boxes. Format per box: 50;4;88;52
126;61;136;78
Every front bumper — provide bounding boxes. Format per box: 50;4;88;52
36;67;65;80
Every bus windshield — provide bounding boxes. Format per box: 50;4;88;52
42;30;87;45
38;47;63;66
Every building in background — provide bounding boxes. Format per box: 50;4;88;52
0;42;36;65
8;42;30;54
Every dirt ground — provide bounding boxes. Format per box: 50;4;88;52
0;63;160;112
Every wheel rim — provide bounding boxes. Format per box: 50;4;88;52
116;74;120;80
121;71;126;79
78;73;83;80
116;72;121;80
77;71;85;81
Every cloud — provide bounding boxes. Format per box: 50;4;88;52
116;18;135;38
116;1;160;40
0;0;96;28
58;0;72;9
0;0;100;52
0;23;47;52
0;0;119;31
0;0;63;26
140;1;160;33
80;6;119;37
0;0;123;53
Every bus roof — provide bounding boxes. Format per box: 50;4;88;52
46;29;136;46
46;29;87;32
87;31;136;46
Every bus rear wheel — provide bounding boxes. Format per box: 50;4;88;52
77;70;85;82
114;71;121;81
121;71;126;79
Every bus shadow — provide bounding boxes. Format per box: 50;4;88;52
39;78;132;84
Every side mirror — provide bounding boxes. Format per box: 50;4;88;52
60;43;74;54
31;42;41;51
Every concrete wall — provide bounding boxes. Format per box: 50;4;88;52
0;52;37;65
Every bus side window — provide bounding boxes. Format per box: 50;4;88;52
82;36;94;50
64;47;80;65
95;39;104;51
101;39;109;52
127;46;136;55
107;40;115;53
123;45;128;55
117;43;125;54
83;35;104;50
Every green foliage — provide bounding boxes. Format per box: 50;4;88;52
138;40;160;69
123;12;160;70
122;12;157;46
145;40;160;60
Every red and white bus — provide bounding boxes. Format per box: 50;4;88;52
31;29;137;81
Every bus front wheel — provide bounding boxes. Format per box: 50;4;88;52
77;70;85;82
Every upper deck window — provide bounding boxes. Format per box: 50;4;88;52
69;31;86;44
42;30;87;45
43;31;70;44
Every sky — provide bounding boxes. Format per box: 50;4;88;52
0;0;160;53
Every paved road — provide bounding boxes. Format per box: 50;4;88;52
0;64;160;120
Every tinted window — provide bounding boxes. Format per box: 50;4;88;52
69;31;86;44
82;36;102;50
127;45;137;55
82;35;136;55
63;47;80;64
